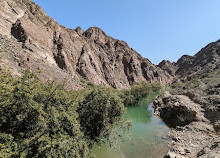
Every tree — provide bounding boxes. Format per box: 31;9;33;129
120;82;161;106
77;87;125;143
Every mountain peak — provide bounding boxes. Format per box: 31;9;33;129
75;26;84;35
0;0;173;89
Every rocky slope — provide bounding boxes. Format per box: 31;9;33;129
158;60;177;77
0;0;173;90
158;40;220;82
154;69;220;158
155;92;220;158
175;40;220;81
155;23;220;158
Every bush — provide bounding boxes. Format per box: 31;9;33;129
0;133;18;158
1;70;164;156
77;87;125;143
0;70;132;157
120;82;161;106
87;82;94;87
0;70;90;158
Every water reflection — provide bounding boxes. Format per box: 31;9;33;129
124;92;158;124
93;92;171;158
125;105;152;124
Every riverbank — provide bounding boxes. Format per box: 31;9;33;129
154;91;220;158
153;69;220;158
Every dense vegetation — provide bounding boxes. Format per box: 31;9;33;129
78;87;125;142
0;70;161;157
120;82;161;106
0;71;91;157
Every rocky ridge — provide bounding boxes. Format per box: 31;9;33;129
0;0;173;90
158;39;220;82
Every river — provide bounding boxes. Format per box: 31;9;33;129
93;92;171;158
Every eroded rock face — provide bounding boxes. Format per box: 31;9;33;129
175;41;220;81
0;0;173;89
153;91;204;127
158;40;220;82
158;60;178;77
154;91;219;158
197;141;220;158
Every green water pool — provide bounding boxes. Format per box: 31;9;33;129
92;92;171;158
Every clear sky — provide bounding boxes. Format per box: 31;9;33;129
32;0;220;64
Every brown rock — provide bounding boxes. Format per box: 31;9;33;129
158;60;178;77
0;0;173;89
175;41;220;81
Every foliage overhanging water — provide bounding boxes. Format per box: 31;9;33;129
92;92;171;158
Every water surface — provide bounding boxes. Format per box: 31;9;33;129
93;92;171;158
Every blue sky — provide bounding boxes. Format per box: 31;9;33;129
32;0;220;64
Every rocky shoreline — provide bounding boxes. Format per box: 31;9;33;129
154;91;220;158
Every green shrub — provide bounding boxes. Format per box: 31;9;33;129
77;87;125;143
80;78;86;84
200;72;210;79
0;70;132;157
0;70;90;158
87;82;94;87
120;82;161;106
0;133;18;158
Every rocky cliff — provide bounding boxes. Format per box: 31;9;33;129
155;51;220;157
176;40;220;81
159;40;220;82
158;60;177;77
0;0;173;89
